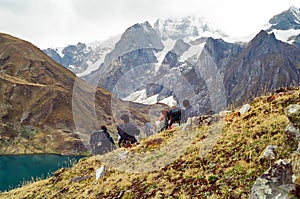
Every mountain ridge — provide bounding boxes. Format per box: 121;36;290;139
0;32;164;155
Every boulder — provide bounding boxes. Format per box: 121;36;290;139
250;159;299;199
198;115;220;126
259;145;277;161
285;104;300;128
239;104;251;115
182;117;192;131
284;124;300;151
292;150;300;185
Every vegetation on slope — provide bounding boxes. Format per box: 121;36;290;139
1;88;299;198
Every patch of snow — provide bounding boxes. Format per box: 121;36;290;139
154;39;176;72
122;89;147;102
159;96;177;107
55;47;64;57
181;43;205;60
154;16;227;40
77;59;103;77
122;89;159;105
140;94;159;105
271;29;300;43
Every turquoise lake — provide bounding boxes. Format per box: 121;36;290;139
0;154;84;192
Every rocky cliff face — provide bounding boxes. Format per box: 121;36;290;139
266;6;300;32
83;21;164;93
224;30;300;105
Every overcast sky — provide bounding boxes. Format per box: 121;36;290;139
0;0;299;48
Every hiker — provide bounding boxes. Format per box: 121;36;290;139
117;114;140;147
169;105;182;128
158;109;170;131
182;99;198;123
100;125;115;145
89;125;116;155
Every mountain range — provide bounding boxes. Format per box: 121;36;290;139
44;6;300;114
1;5;300;198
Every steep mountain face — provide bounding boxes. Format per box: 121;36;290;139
293;34;300;47
0;33;83;154
266;6;300;31
83;19;232;113
224;30;300;105
84;21;164;90
265;6;300;44
194;38;244;112
0;33;162;155
45;7;300;114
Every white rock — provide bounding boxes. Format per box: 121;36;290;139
96;165;105;181
239;104;251;115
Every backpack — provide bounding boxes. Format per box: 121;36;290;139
89;130;115;155
117;127;138;147
169;108;182;126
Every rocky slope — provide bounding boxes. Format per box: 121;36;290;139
224;30;300;105
0;33;164;155
2;87;300;198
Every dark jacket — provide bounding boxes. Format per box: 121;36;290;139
117;123;140;147
102;129;115;145
169;107;182;126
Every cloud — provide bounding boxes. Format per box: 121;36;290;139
0;0;299;48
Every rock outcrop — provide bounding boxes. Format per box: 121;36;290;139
251;104;300;198
250;159;298;199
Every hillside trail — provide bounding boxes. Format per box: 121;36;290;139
97;120;225;173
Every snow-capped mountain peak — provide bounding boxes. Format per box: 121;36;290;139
289;6;300;20
263;6;300;44
153;16;227;41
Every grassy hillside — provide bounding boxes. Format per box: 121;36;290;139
0;32;166;155
1;88;299;198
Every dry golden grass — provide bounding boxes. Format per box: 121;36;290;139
1;88;299;198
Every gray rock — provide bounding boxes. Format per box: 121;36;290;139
284;124;300;151
285;104;300;129
250;159;299;199
292;151;300;185
69;175;92;183
118;150;129;160
182;117;193;131
260;145;278;160
239;104;251;115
